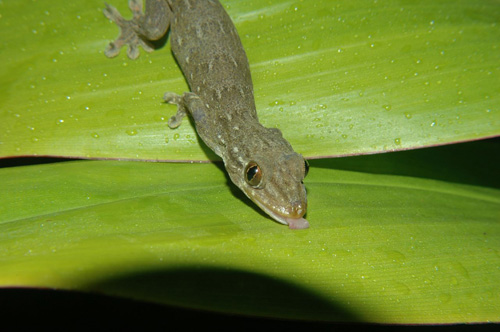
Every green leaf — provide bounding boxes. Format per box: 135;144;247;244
1;140;499;323
0;0;498;161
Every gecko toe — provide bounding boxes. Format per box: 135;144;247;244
128;0;144;16
127;45;140;59
163;92;181;104
105;42;122;58
168;116;183;129
103;4;124;23
141;40;154;53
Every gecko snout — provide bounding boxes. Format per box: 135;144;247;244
289;200;307;217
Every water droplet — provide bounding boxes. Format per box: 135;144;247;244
394;138;401;145
173;133;180;140
154;115;166;122
269;99;285;106
126;129;138;136
439;293;452;304
91;132;100;139
405;113;412;119
451;262;470;279
393;282;411;295
383;104;392;111
430;120;437;127
386;250;406;263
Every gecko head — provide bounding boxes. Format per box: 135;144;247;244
224;127;310;229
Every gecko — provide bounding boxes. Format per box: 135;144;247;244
103;0;309;229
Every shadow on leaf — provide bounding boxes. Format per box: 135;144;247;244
310;138;500;189
85;265;360;322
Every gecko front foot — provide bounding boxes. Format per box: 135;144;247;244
164;92;187;129
103;0;154;59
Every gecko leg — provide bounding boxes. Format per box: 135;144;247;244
103;0;171;59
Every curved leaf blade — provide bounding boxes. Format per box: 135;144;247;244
1;159;499;323
0;0;498;161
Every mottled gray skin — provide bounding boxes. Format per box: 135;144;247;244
104;0;309;229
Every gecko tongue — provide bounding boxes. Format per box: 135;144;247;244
286;217;310;230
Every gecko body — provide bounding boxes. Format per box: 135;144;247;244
104;0;309;229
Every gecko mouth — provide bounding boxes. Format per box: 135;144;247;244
251;198;309;230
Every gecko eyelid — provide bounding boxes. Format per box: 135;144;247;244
245;161;263;188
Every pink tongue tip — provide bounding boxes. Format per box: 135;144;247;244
286;217;310;230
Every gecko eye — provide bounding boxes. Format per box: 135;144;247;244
304;159;310;177
245;162;263;188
